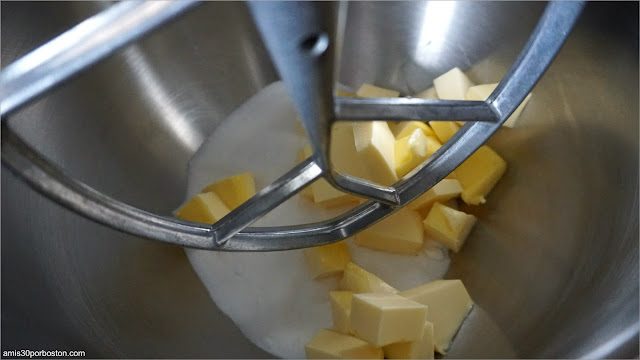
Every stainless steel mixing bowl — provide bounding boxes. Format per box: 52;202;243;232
2;1;638;358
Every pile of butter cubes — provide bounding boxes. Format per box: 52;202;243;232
300;67;528;256
305;260;473;359
300;67;530;359
174;67;530;359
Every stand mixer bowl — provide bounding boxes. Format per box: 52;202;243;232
2;1;638;358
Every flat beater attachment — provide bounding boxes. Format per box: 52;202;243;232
0;1;584;250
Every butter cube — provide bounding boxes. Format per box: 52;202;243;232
305;329;383;359
300;144;360;207
202;173;256;210
175;192;230;224
425;136;442;154
297;124;367;204
331;122;369;180
423;202;476;252
336;89;356;97
429;121;461;143
354;208;424;254
408;179;463;214
465;83;532;128
340;262;397;294
353;121;398;186
329;291;353;334
356;83;400;98
394;129;441;178
392;121;436;139
465;83;497;101
350;293;428;347
312;179;359;207
303;241;351;279
413;87;438;99
399;280;473;354
383;321;435;359
455;145;507;205
433;67;475;100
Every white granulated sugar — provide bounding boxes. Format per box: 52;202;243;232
184;81;450;358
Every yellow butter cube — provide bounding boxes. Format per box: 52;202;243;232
303;241;351;280
298;123;368;206
392;121;436;139
354;208;424;255
413;87;438;99
336;89;356;97
383;321;435;359
175;192;230;224
408;179;463;214
455;145;507;205
312;180;360;207
350;293;428;347
331;122;369;179
353;121;398;186
329;291;353;334
465;83;497;101
300;144;360;207
399;280;473;354
356;83;400;98
394;129;441;178
429;121;461;143
465;83;531;128
426;135;443;154
433;67;475;100
423;202;476;252
202;173;256;210
340;262;397;294
298;124;368;203
305;329;383;359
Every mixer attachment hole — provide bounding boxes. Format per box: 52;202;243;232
300;33;329;56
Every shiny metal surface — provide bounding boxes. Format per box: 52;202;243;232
0;1;200;117
248;2;338;173
2;1;638;358
249;1;404;205
1;1;583;250
336;97;496;122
